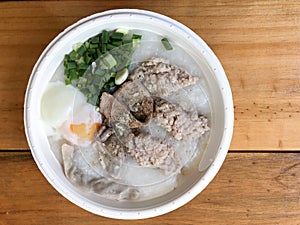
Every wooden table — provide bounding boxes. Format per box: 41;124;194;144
1;1;299;224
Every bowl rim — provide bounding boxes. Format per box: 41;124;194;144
24;8;234;220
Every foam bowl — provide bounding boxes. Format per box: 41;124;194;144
24;9;234;219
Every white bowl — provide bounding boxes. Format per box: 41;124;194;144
24;9;233;219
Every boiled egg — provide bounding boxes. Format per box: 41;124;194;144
41;81;102;146
41;81;84;128
59;103;102;146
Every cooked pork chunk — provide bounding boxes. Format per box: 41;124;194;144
98;127;113;142
97;59;209;175
110;99;144;129
129;58;198;97
99;92;114;125
100;92;143;128
127;133;180;174
100;81;153;128
113;81;153;124
154;98;210;141
98;127;127;160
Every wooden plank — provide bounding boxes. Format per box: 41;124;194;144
0;152;299;224
0;0;299;150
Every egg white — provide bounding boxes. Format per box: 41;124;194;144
41;81;102;145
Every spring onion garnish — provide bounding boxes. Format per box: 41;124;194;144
63;28;142;106
161;37;173;50
103;53;117;69
111;32;124;40
132;34;142;39
116;28;129;36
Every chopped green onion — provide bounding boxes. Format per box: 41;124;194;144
124;59;131;68
78;64;89;70
70;51;78;60
76;45;87;56
65;78;71;85
87;84;97;94
88;48;96;54
78;77;87;83
76;56;85;65
78;70;86;77
161;37;173;50
99;61;108;70
103;53;117;69
64;54;71;61
66;62;77;70
64;68;70;76
93;75;102;84
72;42;83;51
106;43;115;50
111;32;124;40
85;73;92;81
101;44;107;54
102;30;109;44
96;48;102;57
89;43;99;49
103;73;111;82
70;70;79;80
63;28;142;106
111;41;122;47
132;38;141;48
85;42;90;49
95;68;105;76
132;34;142;39
98;80;105;90
116;28;129;35
91;36;100;44
85;54;92;64
122;40;132;45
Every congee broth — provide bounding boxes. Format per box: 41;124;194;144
40;28;211;201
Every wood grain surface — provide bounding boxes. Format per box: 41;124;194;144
0;0;300;224
0;152;299;225
0;0;299;150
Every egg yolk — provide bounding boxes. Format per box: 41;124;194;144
70;123;100;140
